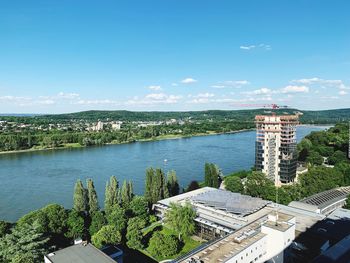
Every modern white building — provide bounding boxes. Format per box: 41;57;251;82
255;114;299;186
178;212;296;263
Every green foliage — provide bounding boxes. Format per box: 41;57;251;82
40;204;68;236
328;150;348;165
144;168;169;204
121;180;134;207
106;205;127;232
306;151;324;165
148;231;180;258
10;253;36;263
344;195;350;209
104;176;119;215
244;172;275;200
204;163;220;188
126;217;146;250
186;180;200;192
0;221;12;238
129;196;149;219
66;210;85;239
165;202;196;240
167;170;180;196
89;211;107;236
73;180;87;212
0;221;49;263
224;176;244;193
87;179;99;214
16;210;48;233
298;166;344;197
91;225;122;249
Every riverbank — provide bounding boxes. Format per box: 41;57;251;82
0;128;254;155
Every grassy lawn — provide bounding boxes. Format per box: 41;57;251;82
140;222;202;262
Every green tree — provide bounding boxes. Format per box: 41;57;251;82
16;210;48;234
10;253;36;263
104;176;119;215
186;181;200;192
244;172;275;200
91;225;122;249
121;180;133;207
41;204;68;235
106;205;127;232
145;168;154;203
129;196;149;219
0;221;49;263
89;211;107;236
344;195;350;209
87;179;99;214
204;163;212;186
165;202;196;240
148;232;180;258
73;179;87;212
167;170;180;196
0;221;11;238
66;210;85;239
306;151;324;166
224;176;243;193
126;217;146;250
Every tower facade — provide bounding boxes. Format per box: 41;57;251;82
255;114;298;185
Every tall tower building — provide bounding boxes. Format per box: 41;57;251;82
255;114;299;186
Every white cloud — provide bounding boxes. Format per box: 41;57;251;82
193;93;214;98
243;88;273;95
148;85;162;91
171;83;178;87
281;85;309;94
127;93;182;105
76;99;119;105
57;92;80;99
339;90;348;95
211;80;250;89
240;45;256;50
181;78;197;84
292;77;349;90
240;44;271;51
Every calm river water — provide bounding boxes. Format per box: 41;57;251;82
0;126;327;221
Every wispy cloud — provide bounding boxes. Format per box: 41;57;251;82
211;80;250;89
281;85;309;94
292;77;349;90
148;85;162;91
127;93;182;105
181;78;197;84
240;43;271;51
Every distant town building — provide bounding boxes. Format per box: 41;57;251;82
255;114;299;186
111;121;122;130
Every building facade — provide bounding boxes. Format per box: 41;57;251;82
255;114;299;185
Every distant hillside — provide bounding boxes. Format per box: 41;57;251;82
1;108;349;124
36;108;350;124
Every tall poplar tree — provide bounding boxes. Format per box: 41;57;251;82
121;180;133;206
167;170;180;196
145;168;154;203
73;179;87;212
104;176;119;214
87;178;99;214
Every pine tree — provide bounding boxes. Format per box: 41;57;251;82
0;221;49;262
104;176;119;215
87;179;99;214
167;170;180;196
73;179;87;212
211;164;220;188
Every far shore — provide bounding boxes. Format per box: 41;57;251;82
0;124;330;156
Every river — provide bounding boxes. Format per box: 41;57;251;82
0;126;327;222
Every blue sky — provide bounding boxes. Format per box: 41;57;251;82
0;0;349;113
